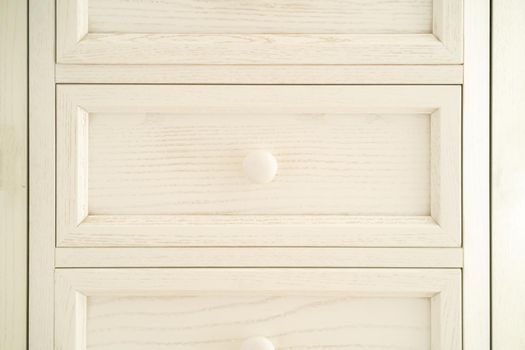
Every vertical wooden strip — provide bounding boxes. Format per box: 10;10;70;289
0;0;27;348
463;0;490;349
492;1;525;348
29;0;55;348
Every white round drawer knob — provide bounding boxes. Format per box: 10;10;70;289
240;337;275;350
243;150;278;184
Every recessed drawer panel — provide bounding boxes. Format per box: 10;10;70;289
57;0;462;64
57;85;461;247
55;269;461;350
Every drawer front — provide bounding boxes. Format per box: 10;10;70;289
57;85;461;247
57;0;462;64
55;269;461;350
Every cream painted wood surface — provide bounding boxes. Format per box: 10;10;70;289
29;0;56;348
28;1;490;349
56;85;461;247
88;0;433;34
85;296;429;350
92;115;429;215
492;0;525;348
462;0;490;349
0;0;27;348
55;247;464;268
55;64;464;85
55;269;462;350
56;0;462;64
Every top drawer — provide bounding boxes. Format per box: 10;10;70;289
57;0;463;65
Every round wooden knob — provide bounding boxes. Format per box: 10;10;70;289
240;337;275;350
243;151;278;184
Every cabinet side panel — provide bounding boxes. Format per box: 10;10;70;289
492;0;525;348
0;0;27;348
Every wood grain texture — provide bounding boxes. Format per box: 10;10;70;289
88;0;433;34
56;85;461;247
55;268;461;350
56;0;463;64
29;0;56;348
58;33;459;65
54;247;464;268
492;0;525;348
462;0;491;349
433;0;463;63
86;296;430;350
0;0;27;348
87;112;431;216
55;64;464;85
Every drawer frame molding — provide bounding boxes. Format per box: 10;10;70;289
55;269;462;350
462;0;491;347
55;247;464;268
56;0;463;65
55;64;465;85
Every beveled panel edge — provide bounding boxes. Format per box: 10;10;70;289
58;215;454;248
55;64;463;85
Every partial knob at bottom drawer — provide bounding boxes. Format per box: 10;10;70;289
241;337;275;350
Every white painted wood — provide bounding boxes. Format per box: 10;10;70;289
55;269;461;350
55;247;464;268
90;115;429;216
56;85;461;247
56;0;463;64
87;297;429;350
29;0;56;348
55;64;464;85
0;0;27;348
492;1;525;348
463;0;491;349
88;0;433;34
28;0;479;349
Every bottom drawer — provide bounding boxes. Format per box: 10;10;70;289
55;269;461;350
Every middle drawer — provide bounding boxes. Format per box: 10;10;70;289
57;85;461;247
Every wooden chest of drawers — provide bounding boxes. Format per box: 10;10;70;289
28;0;490;349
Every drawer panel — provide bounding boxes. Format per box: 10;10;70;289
90;111;428;216
57;0;462;64
57;85;461;247
55;269;461;350
89;0;433;35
